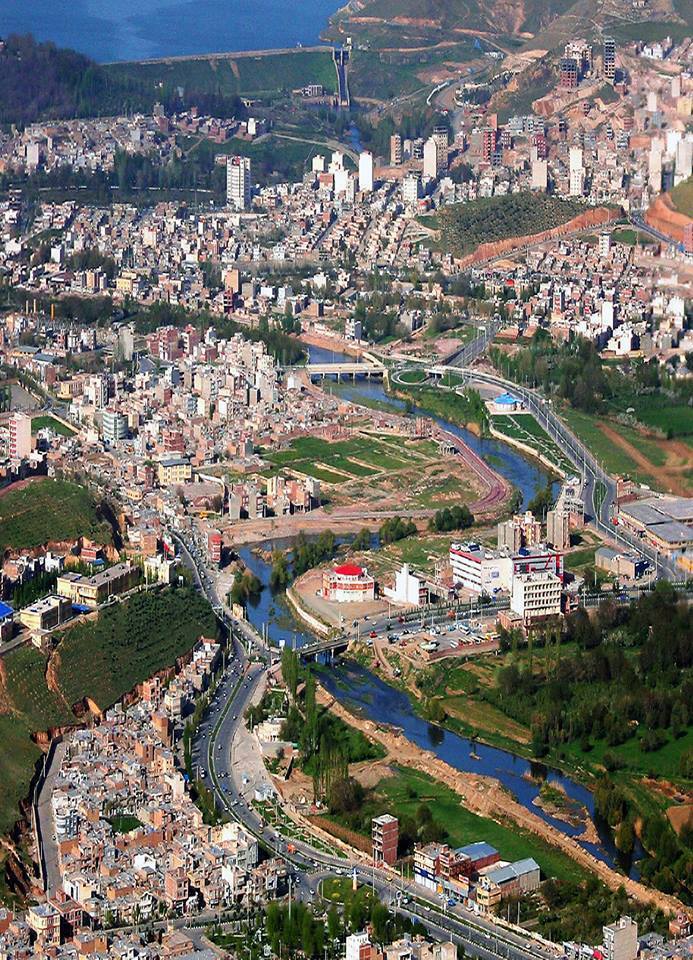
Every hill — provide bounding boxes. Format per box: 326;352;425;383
0;478;113;555
0;587;217;843
436;193;584;257
0;34;244;126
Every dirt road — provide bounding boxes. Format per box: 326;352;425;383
316;684;686;916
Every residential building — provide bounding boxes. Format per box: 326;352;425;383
227;156;252;211
372;814;398;866
101;408;128;445
359;151;374;193
9;412;32;460
157;456;193;486
603;917;638;960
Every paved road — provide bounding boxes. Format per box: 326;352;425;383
35;740;68;897
177;532;561;960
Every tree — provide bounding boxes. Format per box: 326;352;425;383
281;647;299;699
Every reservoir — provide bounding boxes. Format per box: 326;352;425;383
3;0;343;62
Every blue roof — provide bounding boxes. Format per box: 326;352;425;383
494;393;519;405
0;601;14;620
456;841;498;861
72;603;91;613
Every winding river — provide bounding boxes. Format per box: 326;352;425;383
237;346;639;878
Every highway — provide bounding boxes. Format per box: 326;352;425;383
176;531;562;960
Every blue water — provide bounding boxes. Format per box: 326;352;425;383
4;0;343;62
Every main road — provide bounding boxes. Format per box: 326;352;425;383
176;532;561;960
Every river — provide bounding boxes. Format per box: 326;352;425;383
237;346;639;878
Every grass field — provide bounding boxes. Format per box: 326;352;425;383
349;765;588;883
560;409;655;484
106;49;336;99
669;176;693;218
30;415;76;436
398;369;428;385
491;414;573;475
264;433;438;485
0;479;112;554
57;588;217;711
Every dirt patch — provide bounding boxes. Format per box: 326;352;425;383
598;423;690;496
667;803;693;836
646;193;692;246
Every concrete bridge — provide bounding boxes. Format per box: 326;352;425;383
298;635;350;660
306;361;385;380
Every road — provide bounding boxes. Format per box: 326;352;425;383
175;530;562;960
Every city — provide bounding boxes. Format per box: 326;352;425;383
0;8;691;960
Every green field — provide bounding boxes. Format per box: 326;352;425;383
669;176;693;219
560;409;656;484
330;765;587;883
264;433;435;484
0;479;113;553
491;414;574;474
57;588;217;711
106;49;336;99
30;416;76;437
398;369;428;385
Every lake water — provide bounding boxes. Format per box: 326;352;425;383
4;0;343;62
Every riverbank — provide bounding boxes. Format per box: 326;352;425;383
314;682;684;915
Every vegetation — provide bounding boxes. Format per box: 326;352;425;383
429;504;474;533
0;34;246;126
229;569;262;607
492;584;692;902
293;530;337;577
438;194;583;257
0;479;113;554
280;663;384;798
379;516;417;544
392;381;489;433
30;415;76;436
57;587;218;710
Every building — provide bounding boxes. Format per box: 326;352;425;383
595;547;648;580
433;126;449;172
423;137;439;180
497;512;542;552
510;571;562;622
208;530;222;566
449;543;512;593
481;127;496;164
27;903;60;946
227;156;252;211
384;564;428;607
599;231;612;258
618;496;693;557
0;601;14;643
569;146;584;197
603;36;616;81
372;814;398;866
531;159;548;191
157;456;193;486
9;412;32;460
390;134;403;166
322;563;375;603
56;562;134;607
546;507;570;550
402;172;421;206
18;595;72;632
414;843;446;891
559;57;579;88
101;408;128;445
603;917;638;960
359;151;374;193
347;932;373;960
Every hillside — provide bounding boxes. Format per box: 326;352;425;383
0;34;244;126
436;193;584;257
0;587;217;839
0;478;113;555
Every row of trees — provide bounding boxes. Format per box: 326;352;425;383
429;504;474;533
379;516;417;544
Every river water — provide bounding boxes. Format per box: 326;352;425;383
237;346;638;878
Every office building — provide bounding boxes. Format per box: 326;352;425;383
9;412;32;460
359;150;374;192
227;156;251;211
510;571;562;622
56;562;135;608
372;814;399;866
603;37;616;81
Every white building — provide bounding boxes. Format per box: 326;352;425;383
569;146;584;197
423;137;439;180
227;156;252;211
359;150;374;192
346;932;371;960
510;571;562;621
449;543;513;594
531;159;548;191
402;172;421;206
598;231;611;258
384;563;428;607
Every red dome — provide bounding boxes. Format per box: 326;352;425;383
333;563;363;577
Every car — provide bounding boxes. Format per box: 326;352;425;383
369;631;377;639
